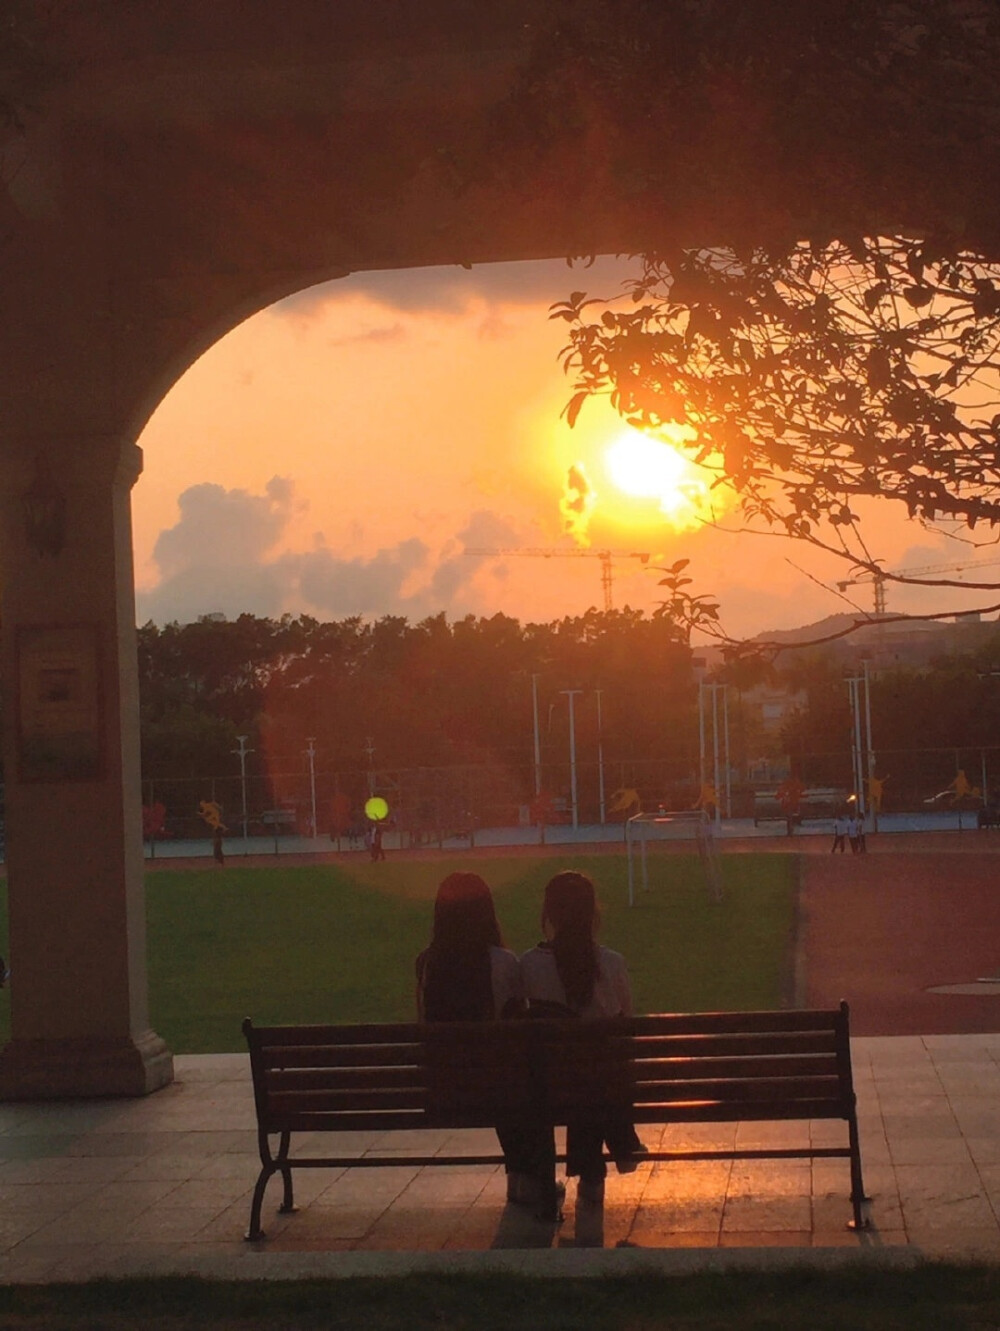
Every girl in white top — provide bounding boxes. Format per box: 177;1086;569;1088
520;938;632;1021
519;869;644;1203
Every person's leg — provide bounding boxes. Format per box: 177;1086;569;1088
498;1121;561;1217
567;1117;607;1203
605;1113;647;1172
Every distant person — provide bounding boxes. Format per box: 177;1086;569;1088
520;870;646;1211
848;813;863;854
831;814;849;854
369;822;386;862
415;873;528;1198
854;814;867;854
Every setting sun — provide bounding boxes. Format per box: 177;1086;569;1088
603;430;710;525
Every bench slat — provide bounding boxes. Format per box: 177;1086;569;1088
270;1067;426;1092
630;1075;842;1104
629;1033;839;1058
254;1022;424;1045
543;1050;841;1079
630;1100;848;1123
264;1109;431;1132
623;1010;843;1035
632;1055;840;1081
260;1045;423;1070
268;1087;429;1113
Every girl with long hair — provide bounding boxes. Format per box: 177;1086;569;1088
416;872;534;1203
415;871;521;1022
520;869;645;1204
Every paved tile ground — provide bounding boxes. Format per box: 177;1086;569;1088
0;1035;996;1280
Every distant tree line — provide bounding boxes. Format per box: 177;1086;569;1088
137;611;1000;821
137;609;697;791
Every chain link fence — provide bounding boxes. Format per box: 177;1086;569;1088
139;742;1000;849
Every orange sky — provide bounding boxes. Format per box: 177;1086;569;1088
133;257;997;641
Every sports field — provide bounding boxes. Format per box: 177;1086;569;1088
0;852;796;1052
138;851;796;1052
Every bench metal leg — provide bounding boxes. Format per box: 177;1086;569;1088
847;1108;871;1230
245;1164;273;1241
245;1128;293;1241
276;1131;297;1214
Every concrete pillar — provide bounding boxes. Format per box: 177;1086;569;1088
0;435;173;1098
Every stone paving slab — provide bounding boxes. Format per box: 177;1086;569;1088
0;1037;994;1281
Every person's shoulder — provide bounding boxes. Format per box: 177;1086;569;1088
519;944;549;965
491;946;520;968
597;945;627;969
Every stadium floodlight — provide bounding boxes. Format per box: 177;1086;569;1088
626;809;723;906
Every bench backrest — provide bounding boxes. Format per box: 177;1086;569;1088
243;1005;855;1133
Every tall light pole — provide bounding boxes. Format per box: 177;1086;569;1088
531;674;542;796
863;659;876;831
722;686;732;819
560;689;583;829
846;673;868;819
595;688;606;824
698;682;729;823
364;736;376;795
305;737;318;839
712;684;721;827
233;735;252;852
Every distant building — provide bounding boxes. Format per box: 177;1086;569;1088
741;684;807;738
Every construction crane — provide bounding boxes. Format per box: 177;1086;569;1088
837;556;1000;616
464;547;652;612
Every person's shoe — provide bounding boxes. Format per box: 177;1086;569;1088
577;1176;605;1205
614;1142;650;1175
533;1179;566;1223
506;1172;536;1205
507;1174;566;1210
534;1195;565;1223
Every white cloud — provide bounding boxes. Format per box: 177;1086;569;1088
135;481;530;626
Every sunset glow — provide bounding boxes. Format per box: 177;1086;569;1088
131;258;973;639
603;431;710;527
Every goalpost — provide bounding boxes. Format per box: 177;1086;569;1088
626;809;723;906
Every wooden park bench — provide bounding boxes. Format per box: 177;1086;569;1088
242;1003;869;1240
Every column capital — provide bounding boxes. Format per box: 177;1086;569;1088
0;437;143;494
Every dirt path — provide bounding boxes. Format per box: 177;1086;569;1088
802;849;1000;1035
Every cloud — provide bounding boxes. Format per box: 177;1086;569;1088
559;463;596;542
325;322;406;348
291;538;431;616
150;477;295;580
136;483;531;626
273;255;641;320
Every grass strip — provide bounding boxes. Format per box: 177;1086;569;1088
0;1265;997;1330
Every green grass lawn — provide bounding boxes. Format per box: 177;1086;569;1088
0;1266;999;1330
143;851;797;1053
0;851;798;1053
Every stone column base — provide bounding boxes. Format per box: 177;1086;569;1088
0;1029;173;1100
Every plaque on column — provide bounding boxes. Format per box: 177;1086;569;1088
16;625;103;781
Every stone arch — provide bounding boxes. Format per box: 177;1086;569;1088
121;265;355;447
2;1;999;1096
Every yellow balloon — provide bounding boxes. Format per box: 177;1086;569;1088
365;796;389;822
